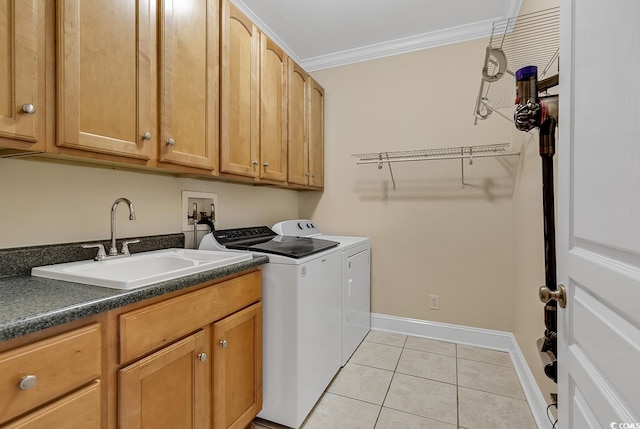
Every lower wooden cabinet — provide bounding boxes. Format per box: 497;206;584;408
213;303;262;429
0;323;102;426
119;330;209;429
0;269;262;429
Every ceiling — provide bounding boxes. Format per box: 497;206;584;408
232;0;523;71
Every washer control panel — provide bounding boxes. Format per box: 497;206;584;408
272;220;321;237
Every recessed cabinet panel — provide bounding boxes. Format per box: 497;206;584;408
259;36;287;182
119;331;208;429
213;303;262;429
220;0;259;177
0;1;10;120
2;381;101;429
308;78;325;188
159;0;219;170
287;59;309;186
0;0;44;146
57;0;152;159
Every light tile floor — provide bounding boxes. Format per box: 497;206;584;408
253;329;537;429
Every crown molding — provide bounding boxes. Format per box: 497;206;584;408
302;18;496;71
230;0;523;72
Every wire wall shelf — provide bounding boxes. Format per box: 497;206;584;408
474;6;560;124
352;143;518;192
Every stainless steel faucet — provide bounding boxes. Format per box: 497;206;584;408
110;197;136;256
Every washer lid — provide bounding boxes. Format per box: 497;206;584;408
211;226;338;259
224;236;338;259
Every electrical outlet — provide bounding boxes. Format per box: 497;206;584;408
430;295;440;310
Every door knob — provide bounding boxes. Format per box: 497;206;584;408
539;284;567;309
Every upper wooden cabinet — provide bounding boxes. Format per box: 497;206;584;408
287;65;325;189
308;78;325;188
220;0;259;178
0;0;46;151
158;0;219;171
2;0;324;188
259;35;287;182
287;59;309;186
56;0;153;160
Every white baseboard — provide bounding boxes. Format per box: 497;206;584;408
371;313;550;429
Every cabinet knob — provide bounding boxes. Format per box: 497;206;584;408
305;172;310;176
21;104;36;114
166;138;176;146
142;132;152;141
19;375;37;390
263;162;269;168
197;352;208;362
252;160;258;166
219;339;228;348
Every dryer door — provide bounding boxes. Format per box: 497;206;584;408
342;248;371;365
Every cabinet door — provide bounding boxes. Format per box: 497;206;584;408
0;0;45;149
2;381;101;429
220;0;259;178
308;78;325;188
212;303;262;429
119;330;209;429
287;59;309;186
57;0;153;160
159;0;219;170
259;35;287;182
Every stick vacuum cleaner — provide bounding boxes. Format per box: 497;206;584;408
514;65;559;383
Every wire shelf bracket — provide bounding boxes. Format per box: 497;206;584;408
474;6;560;125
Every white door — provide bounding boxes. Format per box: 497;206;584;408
558;1;640;427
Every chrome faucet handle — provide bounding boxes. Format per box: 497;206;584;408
82;244;107;261
121;239;140;256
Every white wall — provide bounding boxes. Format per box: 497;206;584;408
301;38;517;332
299;0;560;400
0;158;299;249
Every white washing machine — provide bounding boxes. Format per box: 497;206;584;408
272;220;371;366
199;226;341;428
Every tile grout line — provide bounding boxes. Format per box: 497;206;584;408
372;334;407;429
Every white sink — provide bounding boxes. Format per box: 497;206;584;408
31;248;253;290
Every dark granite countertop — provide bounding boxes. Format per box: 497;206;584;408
0;233;268;342
0;256;268;342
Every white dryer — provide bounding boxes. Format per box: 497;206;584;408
272;220;371;366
